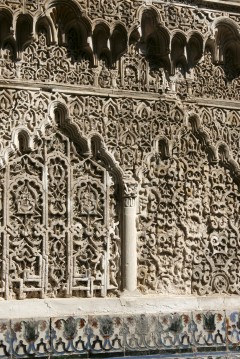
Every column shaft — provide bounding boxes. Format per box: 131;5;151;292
123;194;137;292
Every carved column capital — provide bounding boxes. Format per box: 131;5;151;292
110;69;118;88
186;79;193;96
92;66;101;87
123;181;138;207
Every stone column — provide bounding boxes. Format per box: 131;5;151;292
186;79;193;96
110;69;118;88
123;181;138;292
92;67;101;87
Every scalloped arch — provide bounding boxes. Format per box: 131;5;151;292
44;0;83;15
212;16;240;38
137;4;163;26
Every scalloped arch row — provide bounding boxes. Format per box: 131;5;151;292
1;0;240;72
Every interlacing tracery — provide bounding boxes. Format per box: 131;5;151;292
0;0;240;299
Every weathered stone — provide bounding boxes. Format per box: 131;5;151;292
0;1;240;356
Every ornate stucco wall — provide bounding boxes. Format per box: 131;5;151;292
0;0;240;358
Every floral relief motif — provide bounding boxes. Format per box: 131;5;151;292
0;0;240;301
0;118;121;299
137;127;240;295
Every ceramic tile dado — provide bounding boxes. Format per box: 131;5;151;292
195;353;228;359
122;314;152;352
228;354;240;359
192;311;226;351
122;313;193;355
0;310;234;358
51;316;88;356
226;311;240;351
11;318;50;357
156;313;193;351
88;315;124;354
0;320;11;358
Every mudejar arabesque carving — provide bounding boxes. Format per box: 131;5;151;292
0;0;240;299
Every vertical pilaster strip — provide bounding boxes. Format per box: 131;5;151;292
123;181;138;292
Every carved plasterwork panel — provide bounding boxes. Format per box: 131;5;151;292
0;124;121;300
192;51;240;101
137;126;240;295
0;92;240;298
0;0;240;300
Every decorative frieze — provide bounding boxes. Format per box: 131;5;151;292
0;308;238;358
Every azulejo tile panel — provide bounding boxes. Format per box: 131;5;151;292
226;310;240;351
156;313;193;350
51;316;88;355
0;320;11;358
192;311;226;351
88;315;124;353
11;318;50;357
1;311;240;358
121;313;193;353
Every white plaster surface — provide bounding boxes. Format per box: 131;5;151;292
0;294;240;319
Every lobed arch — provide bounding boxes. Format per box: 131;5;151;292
138;115;240;295
2;0;240;75
212;17;240;68
171;31;187;74
145;25;171;70
0;8;12;46
142;111;240;187
187;32;203;68
90;133;124;187
15;13;33;53
139;5;162;40
129;28;141;47
44;0;83;17
49;101;90;154
188;113;240;179
110;24;128;64
49;101;124;188
35;15;55;44
93;22;111;66
0;100;129;299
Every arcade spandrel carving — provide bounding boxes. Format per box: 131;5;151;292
0;0;240;299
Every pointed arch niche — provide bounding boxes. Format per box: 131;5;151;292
0;104;124;300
